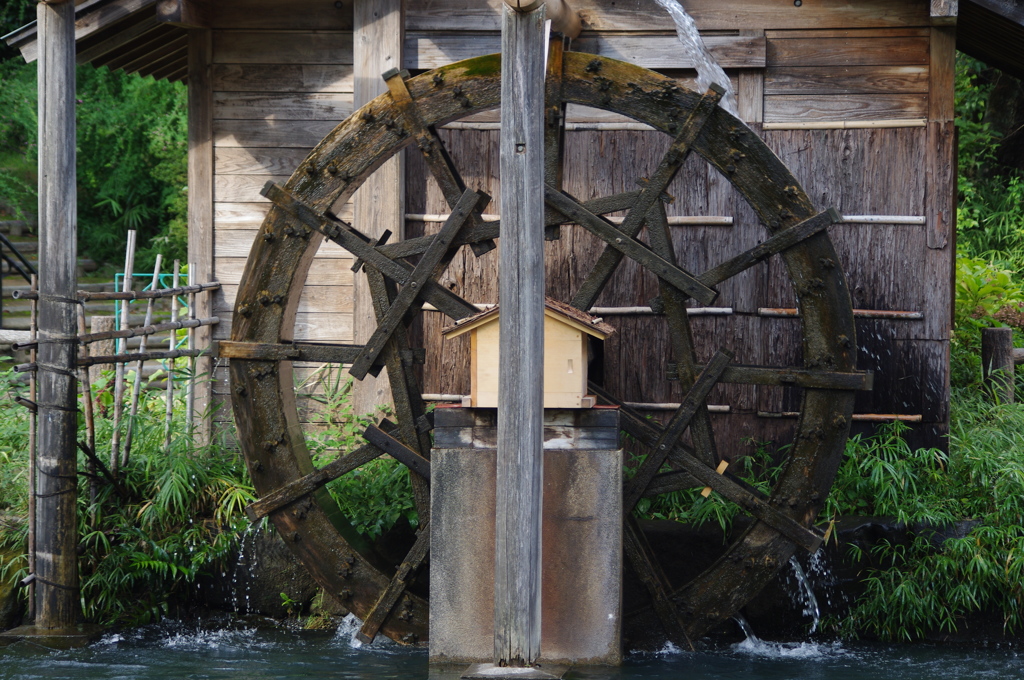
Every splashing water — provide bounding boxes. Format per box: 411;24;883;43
651;0;739;116
334;613;367;649
732;613;841;659
789;555;822;634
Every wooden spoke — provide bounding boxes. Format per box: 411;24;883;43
216;340;365;363
643;470;702;497
349;189;488;379
245;421;400;522
592;380;823;554
623;350;733;513
363;424;431;481
385;70;496;257
364;266;434;520
570;86;724;311
711;364;875;391
623;516;694;651
698;208;842;287
356;521;431;645
545;187;718;306
646;203;721;470
378;191;642;260
262;182;478;321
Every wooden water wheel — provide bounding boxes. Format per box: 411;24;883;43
225;44;872;647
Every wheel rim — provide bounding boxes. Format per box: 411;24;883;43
228;50;860;646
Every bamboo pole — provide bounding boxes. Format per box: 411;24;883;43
123;254;162;466
494;2;546;668
185;268;196;432
77;315;218;344
165;260;180;451
27;275;37;621
77;303;98;507
35;0;81;629
110;229;136;475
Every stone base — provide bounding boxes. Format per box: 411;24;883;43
461;663;568;679
0;623;105;649
429;408;622;666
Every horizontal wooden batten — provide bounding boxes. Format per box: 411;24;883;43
215;340;363;363
216;229;353;258
403;32;766;70
215;148;313;176
758;308;924;320
214;201;353;227
214;257;354;286
404;0;930;32
212;31;354;65
758;411;924;423
840;215;926;225
213;92;353;121
215;175;290;203
766;37;930;67
205;0;354;31
210;311;352;342
405;214;733;226
764;65;930;95
215;285;353;315
214;119;341;148
764;94;928;123
211;63;354;93
762;119;927;130
623;402;730;412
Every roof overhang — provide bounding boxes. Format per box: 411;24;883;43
959;1;1024;80
3;0;188;83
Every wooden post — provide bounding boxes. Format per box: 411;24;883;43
27;275;37;621
351;0;405;416
982;327;1015;403
165;260;180;451
187;29;214;444
123;254;162;465
494;2;546;668
35;0;81;629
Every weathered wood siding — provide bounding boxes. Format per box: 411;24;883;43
200;0;953;451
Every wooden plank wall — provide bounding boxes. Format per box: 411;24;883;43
402;0;952;453
205;0;357;433
200;0;953;453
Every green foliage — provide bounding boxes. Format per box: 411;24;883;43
302;366;417;541
951;256;1024;387
0;53;187;266
0;367;255;626
955;54;1024;272
631;440;784;538
825;396;1024;641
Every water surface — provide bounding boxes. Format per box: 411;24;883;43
2;616;1021;680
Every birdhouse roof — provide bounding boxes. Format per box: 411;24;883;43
443;298;616;340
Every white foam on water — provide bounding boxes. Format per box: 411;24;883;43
160;624;270;651
333;612;366;648
732;636;847;660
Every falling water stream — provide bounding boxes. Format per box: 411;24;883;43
650;0;739;115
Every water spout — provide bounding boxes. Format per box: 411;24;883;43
651;0;739;116
789;556;821;634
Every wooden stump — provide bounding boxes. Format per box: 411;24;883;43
982;327;1015;403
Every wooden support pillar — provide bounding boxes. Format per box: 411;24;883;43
352;0;405;416
494;2;546;668
35;0;80;629
187;28;214;442
982;327;1015;403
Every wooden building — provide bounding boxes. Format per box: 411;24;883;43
8;0;1024;452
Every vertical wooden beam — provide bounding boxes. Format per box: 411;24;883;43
187;28;213;441
737;30;764;125
35;0;81;629
352;0;405;417
494;2;546;668
924;26;956;442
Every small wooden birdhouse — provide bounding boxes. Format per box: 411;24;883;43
443;298;615;409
